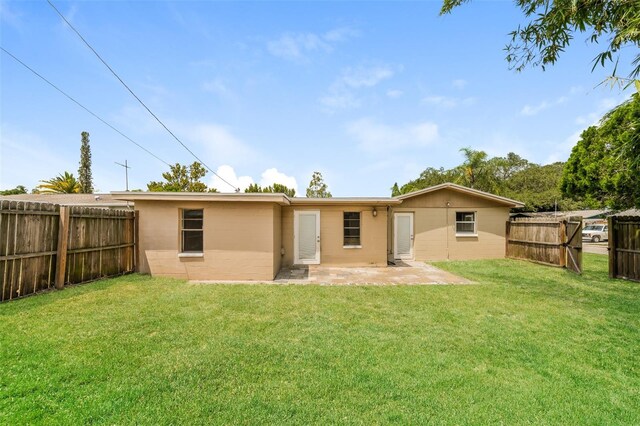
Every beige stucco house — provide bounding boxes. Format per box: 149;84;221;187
112;183;523;281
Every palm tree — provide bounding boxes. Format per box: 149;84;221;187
458;147;496;192
38;172;81;194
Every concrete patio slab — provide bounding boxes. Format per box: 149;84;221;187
273;261;470;285
191;261;471;286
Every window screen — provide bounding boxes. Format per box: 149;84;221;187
344;212;361;246
455;212;476;234
181;209;203;252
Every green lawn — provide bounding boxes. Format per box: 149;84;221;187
1;254;639;425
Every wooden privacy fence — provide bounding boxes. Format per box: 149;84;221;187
609;215;640;282
0;200;137;302
506;216;583;273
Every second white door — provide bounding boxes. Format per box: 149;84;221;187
294;211;320;264
394;213;413;260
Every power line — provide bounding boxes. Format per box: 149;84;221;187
46;0;240;192
1;46;171;167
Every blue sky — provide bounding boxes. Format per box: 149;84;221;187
0;1;633;196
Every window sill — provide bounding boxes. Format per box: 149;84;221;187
455;234;478;238
343;245;362;249
178;252;204;258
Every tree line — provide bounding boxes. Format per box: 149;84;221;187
393;94;640;211
391;151;572;212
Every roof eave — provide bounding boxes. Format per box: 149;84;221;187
396;182;525;208
289;198;402;206
110;191;291;205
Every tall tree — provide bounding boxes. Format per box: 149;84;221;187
245;183;296;197
270;183;296;197
505;162;579;212
78;131;93;193
0;185;27;195
306;171;332;198
38;172;81;194
561;94;640;208
441;0;640;89
458;147;496;192
147;162;216;192
245;183;263;193
397;167;459;195
391;182;401;197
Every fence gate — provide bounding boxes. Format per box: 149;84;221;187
565;216;583;274
506;216;582;274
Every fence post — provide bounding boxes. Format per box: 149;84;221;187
559;220;567;268
608;216;616;279
134;210;139;272
505;221;511;258
55;206;70;290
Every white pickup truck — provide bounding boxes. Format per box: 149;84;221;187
582;224;608;242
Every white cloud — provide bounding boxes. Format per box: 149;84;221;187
575;96;627;126
209;165;253;192
422;95;476;109
598;97;618;110
323;27;360;42
0;1;24;29
520;95;568;116
267;33;329;61
267;27;358;61
386;89;403;99
202;78;237;102
260;168;298;192
452;79;468;90
320;64;399;112
187;123;256;166
411;122;440;142
319;92;361;111
347;118;439;154
569;86;584;95
208;165;298;193
341;65;395;88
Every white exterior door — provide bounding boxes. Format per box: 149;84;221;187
294;211;320;264
394;213;414;260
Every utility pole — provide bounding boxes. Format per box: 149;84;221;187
115;160;131;191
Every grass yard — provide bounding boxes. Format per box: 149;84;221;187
1;254;639;424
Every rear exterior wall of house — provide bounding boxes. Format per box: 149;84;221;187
281;205;388;267
390;189;510;261
135;200;280;280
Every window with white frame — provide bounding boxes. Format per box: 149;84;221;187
181;209;203;252
343;212;361;246
455;212;476;235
